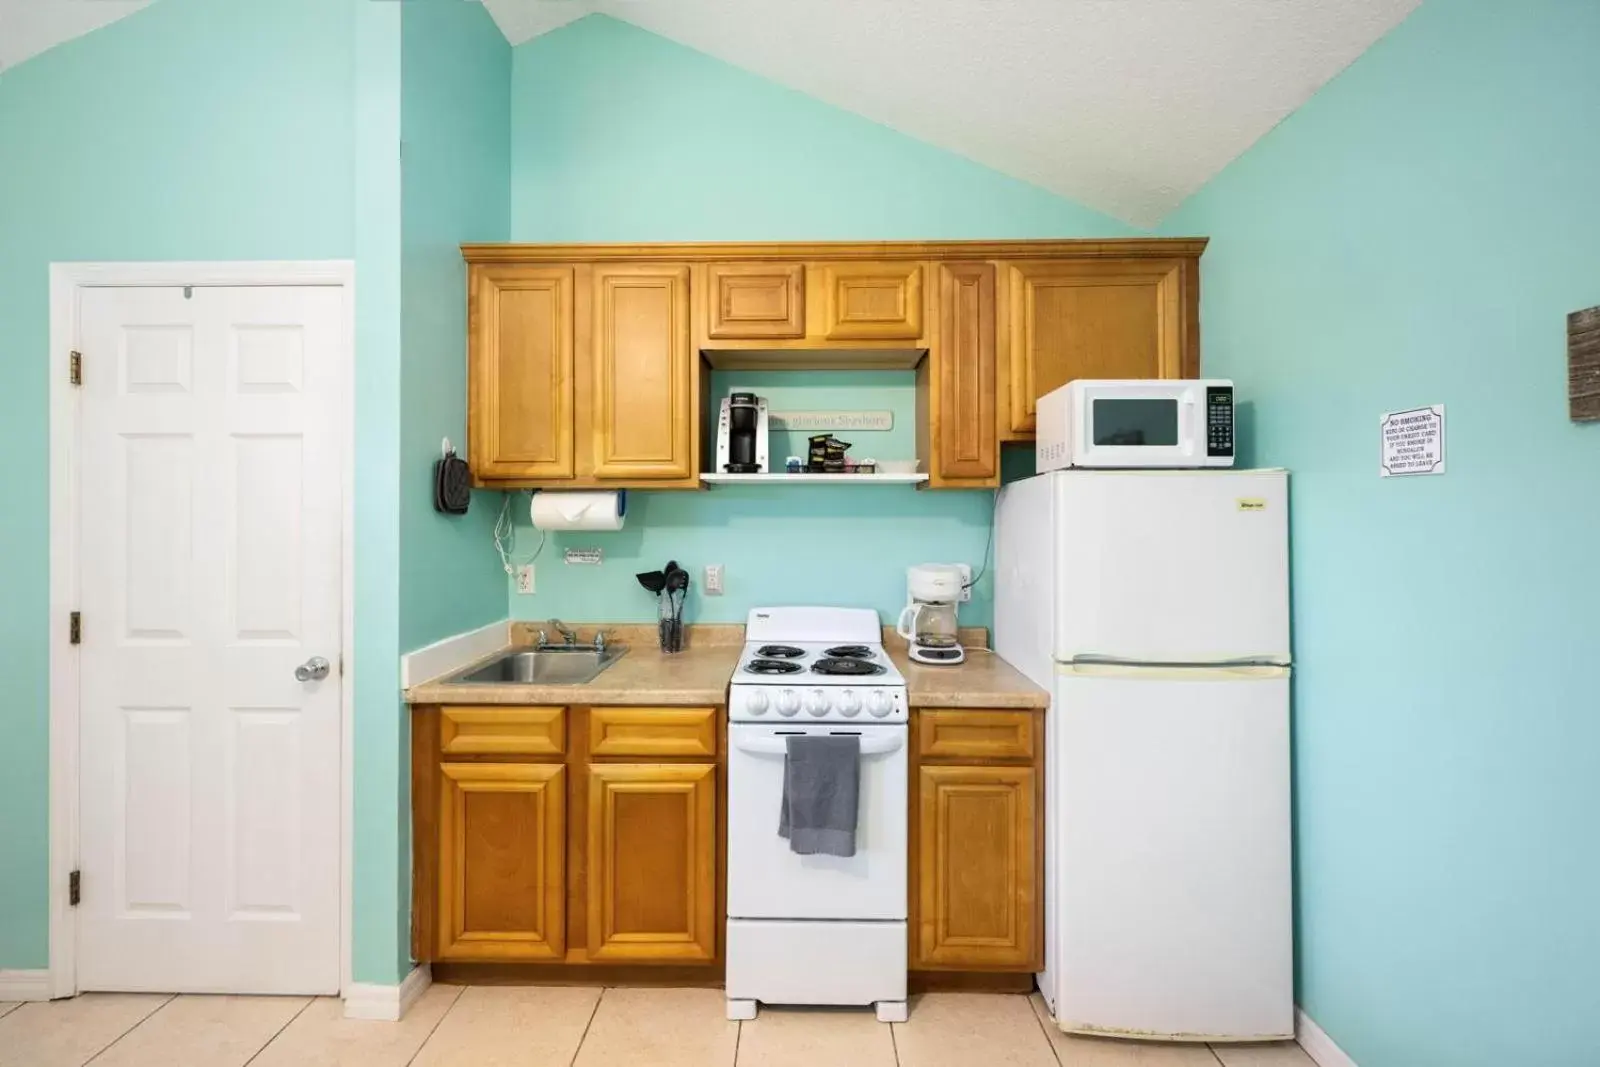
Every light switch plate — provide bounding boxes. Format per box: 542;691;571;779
516;565;535;594
704;564;724;595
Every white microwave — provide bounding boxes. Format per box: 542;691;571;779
1036;379;1235;470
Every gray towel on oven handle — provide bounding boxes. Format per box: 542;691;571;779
778;734;862;858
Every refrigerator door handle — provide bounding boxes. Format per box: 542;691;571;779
1059;661;1291;681
1069;653;1290;668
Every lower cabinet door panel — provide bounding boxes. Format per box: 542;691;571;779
586;762;718;962
915;764;1038;969
438;762;566;961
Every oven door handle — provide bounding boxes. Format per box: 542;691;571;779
732;734;905;757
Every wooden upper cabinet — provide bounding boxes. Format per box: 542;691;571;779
1005;259;1191;435
437;762;566;961
585;763;717;962
591;264;695;480
819;262;925;340
914;764;1038;970
469;265;576;480
923;262;997;485
707;263;805;339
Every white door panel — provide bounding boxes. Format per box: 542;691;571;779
77;285;343;994
1053;470;1289;664
726;724;908;922
1052;666;1293;1041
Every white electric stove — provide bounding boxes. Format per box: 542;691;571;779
725;607;909;1023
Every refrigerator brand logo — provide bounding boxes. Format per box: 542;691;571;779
1237;499;1267;511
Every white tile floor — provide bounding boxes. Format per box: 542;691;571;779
0;989;1317;1067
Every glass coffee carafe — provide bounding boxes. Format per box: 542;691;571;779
897;598;960;650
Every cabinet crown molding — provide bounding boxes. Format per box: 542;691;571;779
462;238;1207;264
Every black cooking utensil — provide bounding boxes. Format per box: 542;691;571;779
636;570;666;595
664;566;689;653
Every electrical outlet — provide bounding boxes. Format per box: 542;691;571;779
704;563;724;596
957;563;972;602
516;564;535;595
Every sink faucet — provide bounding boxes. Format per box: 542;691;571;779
550;619;579;646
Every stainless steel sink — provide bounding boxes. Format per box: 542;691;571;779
448;646;628;686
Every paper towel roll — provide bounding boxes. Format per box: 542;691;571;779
529;490;627;531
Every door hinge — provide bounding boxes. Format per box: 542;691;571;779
69;350;82;386
69;870;81;906
70;611;82;645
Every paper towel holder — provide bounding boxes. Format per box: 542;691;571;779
529;489;628;531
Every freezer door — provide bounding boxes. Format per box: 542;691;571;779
1051;664;1292;1042
1052;469;1289;664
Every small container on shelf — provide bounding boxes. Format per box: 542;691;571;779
786;456;804;474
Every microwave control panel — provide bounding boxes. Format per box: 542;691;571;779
1206;387;1235;458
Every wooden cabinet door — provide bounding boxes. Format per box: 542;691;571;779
1006;259;1185;434
438;762;566;960
707;263;804;339
591;264;694;480
818;262;924;340
924;262;997;484
585;763;717;961
914;765;1038;969
468;265;576;480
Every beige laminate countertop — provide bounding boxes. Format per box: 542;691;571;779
404;624;744;707
890;648;1050;710
404;623;1049;711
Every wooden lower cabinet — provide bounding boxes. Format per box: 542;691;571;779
437;762;567;961
584;763;718;962
910;708;1043;973
413;705;723;969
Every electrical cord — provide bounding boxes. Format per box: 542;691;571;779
494;491;547;576
963;488;999;593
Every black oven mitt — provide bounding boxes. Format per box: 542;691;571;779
433;450;471;515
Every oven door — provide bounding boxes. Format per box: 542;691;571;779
727;722;908;922
1075;381;1201;468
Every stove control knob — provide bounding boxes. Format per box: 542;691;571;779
776;689;800;716
746;690;769;715
838;690;862;716
806;689;830;716
867;690;895;717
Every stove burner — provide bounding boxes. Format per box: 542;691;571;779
812;657;886;677
756;644;806;659
824;645;875;659
746;659;803;675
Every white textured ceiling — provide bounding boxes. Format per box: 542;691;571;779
4;1;1420;226
0;0;150;72
484;0;1421;226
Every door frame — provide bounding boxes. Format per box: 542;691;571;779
47;260;358;999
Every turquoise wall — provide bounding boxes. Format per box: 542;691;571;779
0;0;419;984
507;15;1120;628
399;0;512;655
0;0;368;973
1160;2;1600;1063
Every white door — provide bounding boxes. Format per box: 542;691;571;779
1052;469;1290;664
76;284;344;994
1052;663;1292;1041
726;724;908;921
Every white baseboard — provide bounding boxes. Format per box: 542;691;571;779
1297;1007;1360;1067
343;964;431;1021
0;970;52;1001
401;620;509;688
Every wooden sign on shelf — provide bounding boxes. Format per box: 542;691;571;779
1569;305;1600;422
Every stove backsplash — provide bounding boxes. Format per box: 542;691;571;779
506;482;998;628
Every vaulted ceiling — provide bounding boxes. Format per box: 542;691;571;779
3;0;1421;226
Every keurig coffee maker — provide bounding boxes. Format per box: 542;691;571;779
716;392;770;474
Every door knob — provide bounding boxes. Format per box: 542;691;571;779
295;656;331;682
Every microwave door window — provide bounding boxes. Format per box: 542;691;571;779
1092;398;1179;447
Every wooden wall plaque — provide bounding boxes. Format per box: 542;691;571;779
1569;305;1600;422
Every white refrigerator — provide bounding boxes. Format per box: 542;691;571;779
995;469;1292;1043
